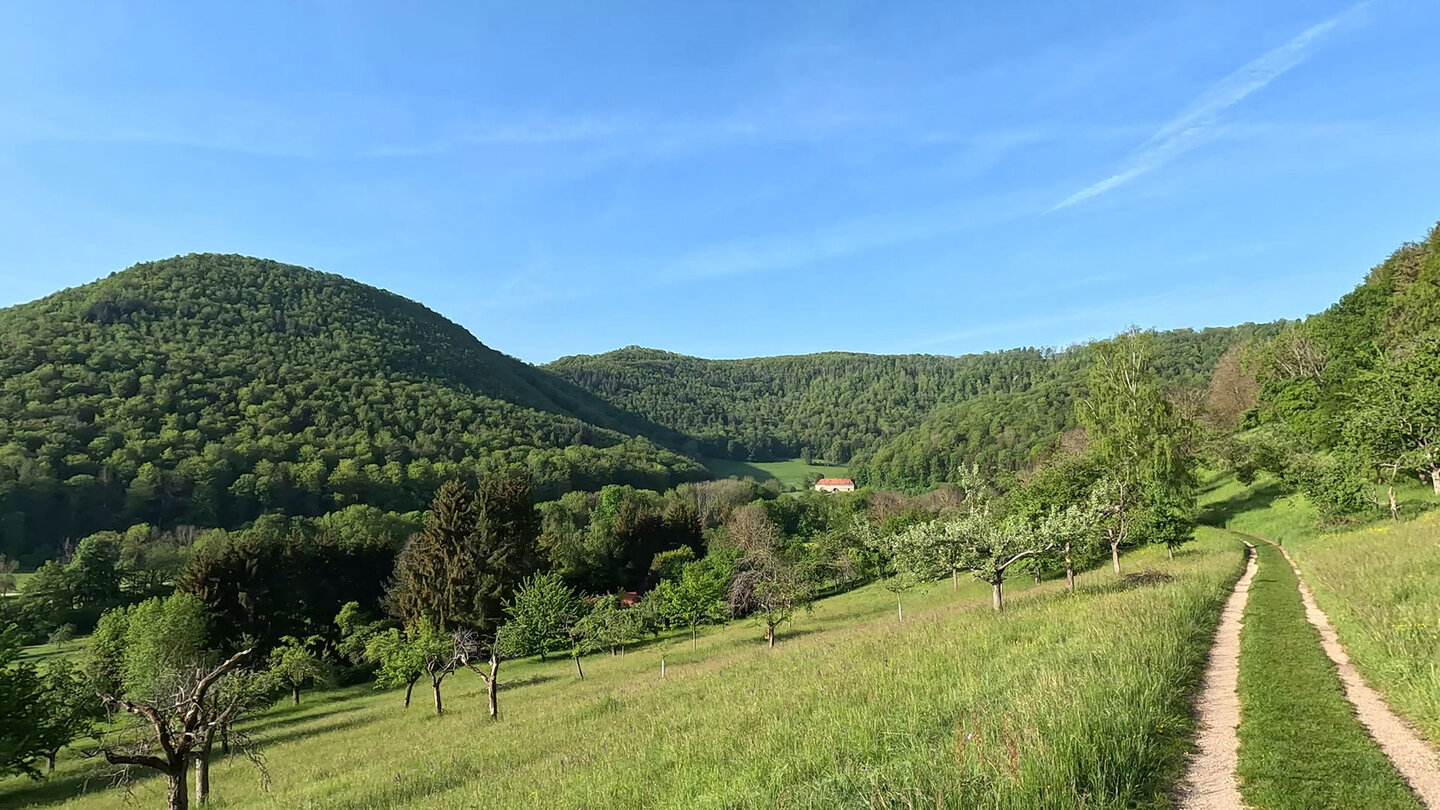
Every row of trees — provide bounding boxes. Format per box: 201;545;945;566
866;329;1199;614
3;505;422;646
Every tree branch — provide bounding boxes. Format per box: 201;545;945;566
101;751;170;771
997;549;1036;574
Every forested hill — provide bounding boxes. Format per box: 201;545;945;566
546;326;1280;477
546;347;1063;462
0;254;704;561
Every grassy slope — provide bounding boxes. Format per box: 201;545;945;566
704;457;849;490
1234;540;1420;810
3;536;1241;810
1203;473;1440;746
18;638;85;667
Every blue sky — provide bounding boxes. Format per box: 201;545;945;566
2;1;1439;363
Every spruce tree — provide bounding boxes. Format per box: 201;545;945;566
386;479;477;628
470;477;542;631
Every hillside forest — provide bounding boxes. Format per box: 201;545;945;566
0;223;1438;809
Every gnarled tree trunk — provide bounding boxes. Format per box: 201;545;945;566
194;755;209;806
1064;542;1076;593
432;678;443;716
403;678;415;708
167;766;189;810
194;727;216;805
485;651;500;720
991;581;1003;612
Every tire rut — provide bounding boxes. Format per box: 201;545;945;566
1235;531;1440;809
1177;539;1258;810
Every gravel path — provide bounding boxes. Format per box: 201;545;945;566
1177;539;1258;810
1243;532;1440;809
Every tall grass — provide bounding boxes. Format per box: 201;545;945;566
2;535;1242;810
1286;513;1440;747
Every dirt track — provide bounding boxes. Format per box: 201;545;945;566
1252;534;1440;809
1176;539;1257;810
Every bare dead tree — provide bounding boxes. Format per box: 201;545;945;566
452;629;503;720
728;554;814;648
96;649;260;810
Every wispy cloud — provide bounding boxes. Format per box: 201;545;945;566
1051;1;1371;211
656;192;1042;282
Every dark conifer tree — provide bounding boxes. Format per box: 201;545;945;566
470;477;542;631
385;479;477;629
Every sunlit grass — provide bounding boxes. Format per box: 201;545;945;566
703;457;849;489
2;535;1242;810
1235;540;1420;810
1285;514;1440;748
1204;472;1440;747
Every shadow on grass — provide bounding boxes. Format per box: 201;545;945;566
0;763;129;810
0;713;379;810
1199;480;1286;527
1076;570;1177;597
239;702;368;738
250;711;376;751
499;672;557;692
235;684;373;736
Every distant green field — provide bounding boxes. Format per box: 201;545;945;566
19;636;87;669
703;457;849;490
1;572;29;601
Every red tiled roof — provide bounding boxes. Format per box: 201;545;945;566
816;478;854;485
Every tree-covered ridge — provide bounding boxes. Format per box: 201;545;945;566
0;254;704;561
1256;223;1440;448
549;326;1279;482
547;346;1067;462
854;324;1288;489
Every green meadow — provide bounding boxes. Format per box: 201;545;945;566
703;457;850;490
2;535;1243;810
